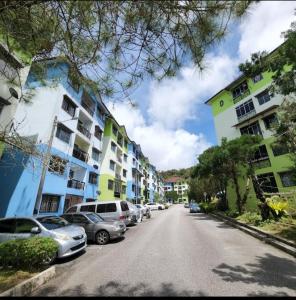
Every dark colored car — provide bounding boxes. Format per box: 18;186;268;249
190;203;201;213
61;212;126;245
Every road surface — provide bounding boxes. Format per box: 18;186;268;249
32;204;296;296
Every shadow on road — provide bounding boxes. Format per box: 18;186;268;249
212;253;296;292
34;281;207;297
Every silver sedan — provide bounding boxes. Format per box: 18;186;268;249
61;212;126;245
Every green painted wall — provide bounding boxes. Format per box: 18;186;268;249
99;174;127;201
0;142;5;159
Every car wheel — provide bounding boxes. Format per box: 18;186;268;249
96;230;110;245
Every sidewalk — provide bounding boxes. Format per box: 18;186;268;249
210;212;296;258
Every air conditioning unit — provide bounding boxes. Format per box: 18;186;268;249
93;164;98;169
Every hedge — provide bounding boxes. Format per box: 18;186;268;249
0;237;59;270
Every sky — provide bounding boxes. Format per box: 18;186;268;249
107;1;296;172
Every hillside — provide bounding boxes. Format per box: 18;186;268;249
159;167;194;181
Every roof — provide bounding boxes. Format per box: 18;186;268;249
164;176;183;183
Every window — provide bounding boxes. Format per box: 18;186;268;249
64;195;83;212
96;203;116;213
15;219;38;233
132;158;136;166
111;142;116;152
62;95;76;117
132;184;135;192
92;148;101;162
263;113;278;129
72;215;89;223
56;123;72;143
112;125;118;136
108;180;114;190
123;169;127;178
124;154;128;162
256;173;278;193
109;160;115;170
0;219;15;233
279;172;296;187
271;143;289;157
86;198;96;203
40;195;60;213
252;73;263;83
48;155;67;175
232;81;249;99
121;185;126;194
256;89;271;105
124;139;128;148
96;105;104;121
106;203;117;212
120;201;129;211
240;121;262;136
89;172;98;184
66;206;77;213
235;99;255;120
80;205;96;213
117;134;123;147
94;126;103;140
253;145;269;161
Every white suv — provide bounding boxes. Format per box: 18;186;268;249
145;203;158;211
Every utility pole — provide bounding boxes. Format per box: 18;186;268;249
34;115;58;215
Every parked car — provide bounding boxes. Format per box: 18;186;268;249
61;212;126;245
157;203;165;210
184;203;189;208
190;203;201;213
145;202;159;211
135;204;148;216
66;200;131;226
126;202;142;224
0;216;87;261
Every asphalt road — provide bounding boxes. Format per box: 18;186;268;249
32;204;296;296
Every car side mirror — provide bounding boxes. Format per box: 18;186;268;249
31;227;41;234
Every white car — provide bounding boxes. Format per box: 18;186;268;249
135;204;148;216
145;202;159;211
156;203;165;210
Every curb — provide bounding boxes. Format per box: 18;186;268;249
0;266;56;297
210;212;296;258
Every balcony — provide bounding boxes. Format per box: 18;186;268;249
252;157;271;169
77;122;91;139
233;89;251;104
67;179;85;190
237;109;256;123
73;147;89;163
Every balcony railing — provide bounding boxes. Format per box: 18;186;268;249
115;173;121;180
81;101;95;116
73;147;89;162
67;179;85;190
237;109;257;123
77;123;91;139
233;89;251;104
251;157;271;169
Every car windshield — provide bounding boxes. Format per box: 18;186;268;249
37;216;70;230
87;213;104;223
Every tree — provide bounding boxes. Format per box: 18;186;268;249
0;0;253;101
165;191;178;204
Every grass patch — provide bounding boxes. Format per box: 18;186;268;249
0;269;37;293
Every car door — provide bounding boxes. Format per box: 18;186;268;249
15;218;40;240
71;215;92;238
0;219;16;242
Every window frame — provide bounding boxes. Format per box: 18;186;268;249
40;194;60;213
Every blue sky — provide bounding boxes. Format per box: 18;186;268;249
108;1;296;171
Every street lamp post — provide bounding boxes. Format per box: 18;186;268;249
33;115;77;215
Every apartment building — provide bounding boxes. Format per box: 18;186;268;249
205;43;295;211
0;58;108;217
99;116;129;201
164;176;189;203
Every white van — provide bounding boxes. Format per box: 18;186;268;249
66;200;131;225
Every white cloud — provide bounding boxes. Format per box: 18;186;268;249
107;2;295;171
107;102;211;171
239;1;295;60
148;54;239;129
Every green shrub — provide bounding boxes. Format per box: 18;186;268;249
266;195;289;218
0;237;58;271
199;202;216;213
236;212;262;226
